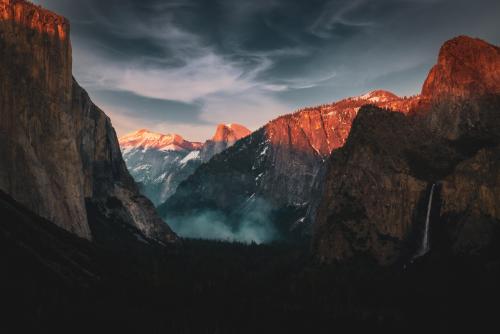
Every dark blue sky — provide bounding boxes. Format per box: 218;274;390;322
33;0;500;140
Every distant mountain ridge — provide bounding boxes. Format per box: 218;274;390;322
119;124;251;206
120;129;202;152
159;90;420;240
161;36;500;249
212;123;251;142
200;124;252;161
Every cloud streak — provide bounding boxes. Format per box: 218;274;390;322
34;0;500;141
309;0;374;38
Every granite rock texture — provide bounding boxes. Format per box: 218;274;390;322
161;89;418;238
313;36;500;264
0;0;176;242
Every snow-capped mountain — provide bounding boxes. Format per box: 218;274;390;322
119;129;202;153
119;124;251;206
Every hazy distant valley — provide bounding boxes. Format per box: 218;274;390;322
119;124;250;206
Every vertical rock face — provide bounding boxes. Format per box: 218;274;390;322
421;36;500;101
119;124;250;206
199;123;251;161
0;0;87;237
0;0;176;243
313;36;500;264
420;36;500;141
211;124;251;143
160;91;418;239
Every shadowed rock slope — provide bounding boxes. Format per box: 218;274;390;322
313;36;500;264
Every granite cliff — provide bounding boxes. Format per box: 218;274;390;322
160;90;419;240
313;36;500;264
199;123;252;161
0;0;176;242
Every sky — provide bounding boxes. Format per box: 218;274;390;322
32;0;500;141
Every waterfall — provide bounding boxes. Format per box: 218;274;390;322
416;184;436;258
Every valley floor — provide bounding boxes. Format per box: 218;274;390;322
1;191;499;333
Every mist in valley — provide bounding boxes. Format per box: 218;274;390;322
167;198;279;244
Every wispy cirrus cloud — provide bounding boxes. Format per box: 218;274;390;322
68;11;293;140
33;0;500;141
309;0;374;38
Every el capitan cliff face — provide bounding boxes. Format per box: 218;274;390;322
313;36;500;264
0;0;176;242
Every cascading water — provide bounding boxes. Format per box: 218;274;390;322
416;184;436;258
